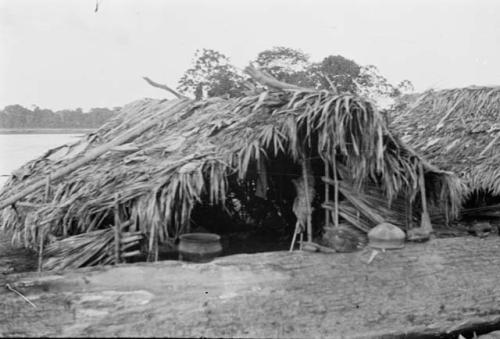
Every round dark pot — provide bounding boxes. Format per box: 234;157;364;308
178;233;222;263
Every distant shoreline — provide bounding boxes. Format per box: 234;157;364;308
0;128;94;135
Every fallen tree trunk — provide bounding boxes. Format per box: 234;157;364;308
1;237;500;338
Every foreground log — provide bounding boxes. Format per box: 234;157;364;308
1;237;500;338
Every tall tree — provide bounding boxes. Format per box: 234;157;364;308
3;105;32;128
311;55;361;92
253;50;362;93
177;49;246;99
176;47;414;110
355;65;414;109
253;47;313;87
395;79;415;96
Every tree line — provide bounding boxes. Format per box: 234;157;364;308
0;105;119;129
176;47;414;109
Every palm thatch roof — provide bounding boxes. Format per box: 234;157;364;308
0;86;461;269
391;86;500;200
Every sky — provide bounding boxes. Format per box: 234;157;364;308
0;0;499;111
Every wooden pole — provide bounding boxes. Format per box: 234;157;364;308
301;158;313;242
419;163;432;232
38;175;51;272
289;222;300;252
444;200;449;227
0;99;191;210
333;149;339;229
324;159;330;228
405;190;410;229
408;196;413;229
154;235;159;262
37;234;44;273
114;194;121;265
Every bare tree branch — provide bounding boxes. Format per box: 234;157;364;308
142;77;187;99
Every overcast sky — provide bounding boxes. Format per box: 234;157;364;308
1;0;499;110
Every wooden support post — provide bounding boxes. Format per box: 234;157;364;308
290;153;315;250
405;190;410;229
147;225;155;262
114;194;121;265
408;198;413;229
154;236;159;262
419;163;432;232
37;235;44;273
333;149;339;229
324;159;330;227
444;197;449;227
289;222;300;252
38;175;51;272
301;158;313;242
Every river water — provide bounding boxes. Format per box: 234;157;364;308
0;133;83;188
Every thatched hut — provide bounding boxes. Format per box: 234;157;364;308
391;86;500;222
0;77;461;270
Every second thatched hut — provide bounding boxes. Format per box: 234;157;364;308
392;86;500;223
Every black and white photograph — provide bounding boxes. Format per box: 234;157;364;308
1;0;500;337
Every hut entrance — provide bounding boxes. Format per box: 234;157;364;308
159;152;373;261
459;189;500;234
159;155;304;260
158;151;364;260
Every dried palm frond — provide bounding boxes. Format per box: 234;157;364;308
324;181;405;232
42;228;143;271
461;203;500;219
43;229;115;270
